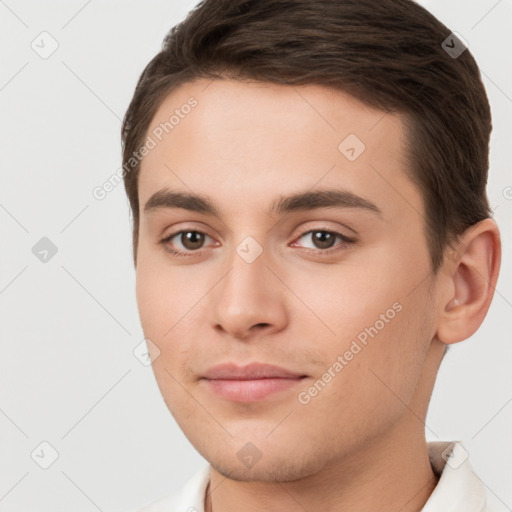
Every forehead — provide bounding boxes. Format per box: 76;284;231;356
137;78;420;221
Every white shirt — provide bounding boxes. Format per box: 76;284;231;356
133;441;493;511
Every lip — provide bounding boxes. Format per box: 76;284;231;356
202;362;306;380
201;362;308;402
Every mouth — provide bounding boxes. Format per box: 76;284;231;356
200;362;308;403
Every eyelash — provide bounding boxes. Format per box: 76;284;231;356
159;228;356;258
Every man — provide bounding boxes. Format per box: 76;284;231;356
121;0;501;510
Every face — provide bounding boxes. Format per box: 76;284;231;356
135;78;440;482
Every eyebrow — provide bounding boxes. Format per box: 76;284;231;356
143;187;383;217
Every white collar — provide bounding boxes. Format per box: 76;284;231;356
422;441;488;511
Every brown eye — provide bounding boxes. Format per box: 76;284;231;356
310;231;336;249
179;231;206;250
161;229;214;256
293;229;356;253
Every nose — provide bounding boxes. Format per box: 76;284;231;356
210;244;288;341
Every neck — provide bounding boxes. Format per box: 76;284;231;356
205;421;438;512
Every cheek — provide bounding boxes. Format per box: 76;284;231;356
135;258;200;411
135;251;212;378
292;294;432;444
282;249;402;342
285;247;433;396
135;244;205;332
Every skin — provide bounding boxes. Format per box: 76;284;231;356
135;78;501;512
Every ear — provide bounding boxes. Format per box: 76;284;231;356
436;218;501;345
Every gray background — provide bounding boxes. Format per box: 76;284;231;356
0;1;511;510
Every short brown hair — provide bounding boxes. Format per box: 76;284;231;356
121;0;493;270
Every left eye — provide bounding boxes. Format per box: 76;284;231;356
292;229;355;251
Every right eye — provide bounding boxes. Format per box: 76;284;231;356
160;229;216;257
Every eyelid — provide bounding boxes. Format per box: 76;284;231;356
290;227;356;253
293;222;357;242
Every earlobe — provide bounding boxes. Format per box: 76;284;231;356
436;218;501;345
